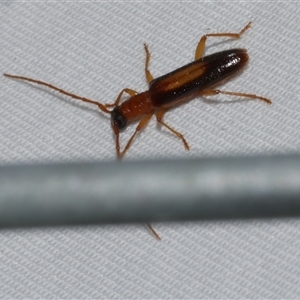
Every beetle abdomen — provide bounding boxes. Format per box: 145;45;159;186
149;49;248;107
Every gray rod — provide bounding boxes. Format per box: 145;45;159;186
1;154;300;228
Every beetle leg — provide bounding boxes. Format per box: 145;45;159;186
195;22;252;60
199;89;272;104
156;109;190;150
117;113;153;159
146;223;161;241
105;88;139;108
144;44;154;84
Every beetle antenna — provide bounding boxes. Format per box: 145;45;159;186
3;73;111;114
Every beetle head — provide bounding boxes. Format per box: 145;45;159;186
111;106;127;131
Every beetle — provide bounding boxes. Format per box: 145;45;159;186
4;21;271;160
4;22;271;240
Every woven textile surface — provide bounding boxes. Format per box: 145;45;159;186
1;2;300;298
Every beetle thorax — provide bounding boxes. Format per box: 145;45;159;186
118;91;153;123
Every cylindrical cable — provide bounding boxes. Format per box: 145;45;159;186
0;154;300;228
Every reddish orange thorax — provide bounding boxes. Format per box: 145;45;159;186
119;91;153;122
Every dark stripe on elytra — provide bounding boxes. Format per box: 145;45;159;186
149;49;248;107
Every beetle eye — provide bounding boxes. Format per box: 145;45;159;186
111;107;127;130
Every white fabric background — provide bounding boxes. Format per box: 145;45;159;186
1;1;300;298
